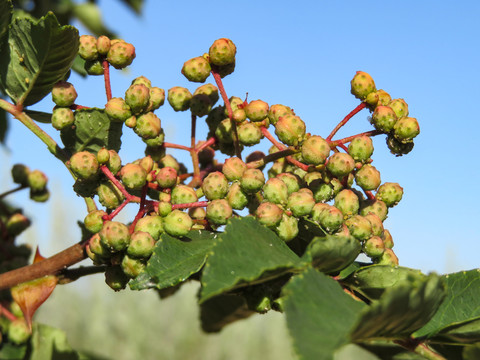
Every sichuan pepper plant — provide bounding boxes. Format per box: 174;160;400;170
1;3;480;360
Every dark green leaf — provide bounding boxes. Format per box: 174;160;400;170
200;217;302;302
120;0;144;14
71;54;87;77
0;106;8;144
302;233;361;274
431;317;480;344
463;343;480;360
414;270;480;339
0;342;27;360
200;293;254;333
60;108;122;154
283;267;366;360
0;12;79;106
73;3;115;38
343;265;425;300
130;230;216;290
351;273;446;340
0;0;12;51
336;261;368;280
24;109;52;123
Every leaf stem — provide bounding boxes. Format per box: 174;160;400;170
394;339;447;360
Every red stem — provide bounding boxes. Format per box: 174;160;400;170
163;142;192;152
0;303;17;322
195;137;216;153
329;130;383;147
102;60;112;102
260;127;309;172
211;70;241;159
172;201;209;211
326;102;367;141
70;104;90;110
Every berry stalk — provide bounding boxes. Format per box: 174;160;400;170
326;102;367;141
102;59;112;101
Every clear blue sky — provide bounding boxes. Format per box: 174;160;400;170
1;0;479;274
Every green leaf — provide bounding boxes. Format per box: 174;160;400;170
60;108;122;154
414;270;480;339
71;54;87;77
200;293;254;333
0;12;79;106
0;342;27;360
0;106;8;144
130;230;216;290
342;265;426;300
351;273;446;341
0;0;12;51
463;343;480;360
25;109;52;123
73;3;115;38
302;233;361;274
120;0;144;14
432;317;480;344
282;267;366;360
200;217;302;302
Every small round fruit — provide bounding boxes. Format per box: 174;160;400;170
51;81;77;107
84;210;107;233
202;172;229;200
163;210;193;237
326;152;355;178
206;199;233;225
70;151;99;180
119;163;147;190
256;202;283;227
208;38;236;66
127;231;156;258
182;56;211;83
107;40;136;69
350;71;376;100
99;221;130;252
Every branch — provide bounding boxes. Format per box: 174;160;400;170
326;102;367;141
0;242;87;291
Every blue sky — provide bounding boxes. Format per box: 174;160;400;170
1;0;479;274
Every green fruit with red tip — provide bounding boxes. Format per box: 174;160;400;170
147;87;165;111
388;98;409;118
245;100;269;122
163;210;193;237
206;199;233;225
222;157;246;181
382;229;394;249
167;86;192;111
364;213;384;236
287;191;315;217
182;56;211;83
350;71;376;100
120;163;147;190
27;169;48;192
209;38;236;66
301;135;331;165
6;213;30;236
107;40;136;69
156;167;177;188
134;215;164;240
125;84;150;115
106;150;122;174
313;204;344;233
202;172;229;200
363;236;385;258
256;202;283;227
171;185;198;205
97;35;111;55
105;97;132;122
268;104;294;125
360;199;388;221
194;83;219;105
274;114;306;146
99;221;130;252
238;122;262;146
240;168;265;194
262;178;288;205
30;188;50;202
87;233;110;259
84;210;107;233
226;182;249;210
334;189;360;217
377;248;398;265
134;112;161;139
97;181;125;209
376;182;404;207
348;135;374;162
345;215;372;241
393;117;420;143
355;164;381;191
127;231;156;258
79;35;98;61
97;148;110;164
371;105;397;133
70;151;99;180
276;173;301;194
51;81;77;107
326;152;355;178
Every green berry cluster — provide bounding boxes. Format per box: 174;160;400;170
10;164;49;202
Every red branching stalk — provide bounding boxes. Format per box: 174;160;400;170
260;127;309;172
195;137;216;153
70;104;90;110
172;201;209;211
326;102;367;141
329;130;383;147
0;303;17;321
163;142;192;152
100;165;140;202
211;70;241;159
102;60;112;102
364;190;375;200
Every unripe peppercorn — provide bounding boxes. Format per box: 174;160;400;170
182;56;211;83
202;172;229;200
7;319;31;345
99;221;130;252
376;182;404;207
97;181;125;209
215;118;235;144
194;83;219;105
274;214;299;242
88;233;110;258
125;84;150;115
106;150;122;174
121;254;146;278
51;81;77;107
256;202;283;227
84;210;107;233
78;35;98;61
364;213;384;236
131;76;152;88
326;152;355;178
345;215;372;241
27;169;48;192
226;182;249;210
107;40;136;69
206;199;233;225
222;157;247;181
70;151;99;180
371;105;398;133
190;94;213;117
134;112;161;139
167;86;192;112
209;38;236;66
393;117;420;143
386;134;414;156
120;163;147;190
171;185;198;205
276;173;301;194
163;210;193;237
348;135;374;162
287;191;315;217
6;213;31;236
355;164;381;191
360;199;388;221
238;122;262;146
316;204;344;233
377;248;399;265
105;97;132;123
382;229;394;249
262;178;289;205
363;236;385;258
245;100;269;122
301;135;331;165
134;215;164;240
156;167;177;188
84;59;104;75
274;114;306;146
268;104;294;125
334;189;360;217
388;98;409;118
96;35;111;55
147;87;165;111
11;164;30;186
96;148;110;164
127;231;156;258
350;71;376;100
240;168;265;194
